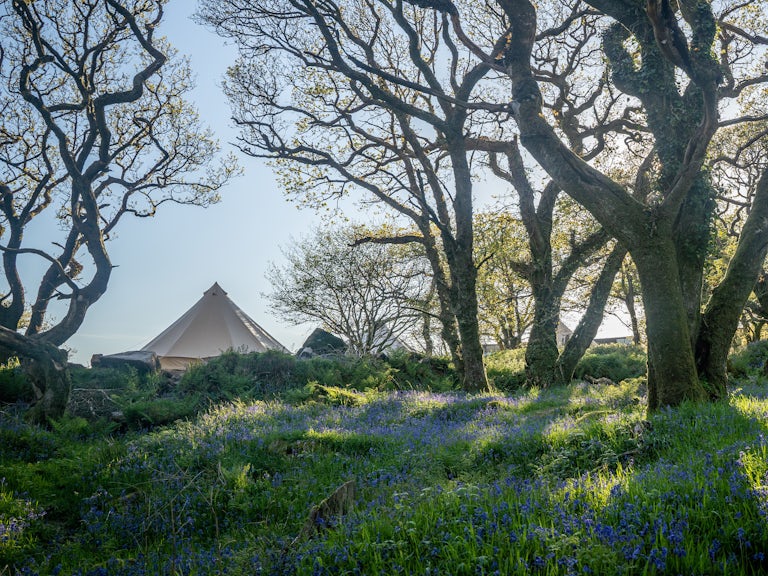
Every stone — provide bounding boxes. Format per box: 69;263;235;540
296;479;356;541
91;350;159;373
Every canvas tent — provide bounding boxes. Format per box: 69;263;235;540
141;282;287;370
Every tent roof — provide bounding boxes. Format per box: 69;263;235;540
141;282;287;362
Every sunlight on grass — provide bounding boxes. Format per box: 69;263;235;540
4;378;768;574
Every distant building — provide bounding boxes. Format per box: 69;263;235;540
481;338;501;355
592;335;633;346
556;322;573;347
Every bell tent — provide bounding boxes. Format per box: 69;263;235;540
141;282;287;370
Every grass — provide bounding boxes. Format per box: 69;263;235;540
2;348;768;574
0;347;768;576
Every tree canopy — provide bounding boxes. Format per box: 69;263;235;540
0;0;236;420
267;226;429;356
199;0;768;408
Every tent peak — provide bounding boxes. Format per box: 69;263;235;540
204;282;227;297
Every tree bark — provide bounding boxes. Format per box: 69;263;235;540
496;0;718;409
555;245;627;385
421;226;464;374
24;352;71;425
442;137;490;392
633;240;707;409
696;168;768;400
447;243;488;392
0;326;71;423
525;282;560;387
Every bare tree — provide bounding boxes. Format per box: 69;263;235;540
267;226;429;356
0;0;236;421
198;0;497;391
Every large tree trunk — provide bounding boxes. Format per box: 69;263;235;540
0;327;71;423
450;252;489;392
444;139;490;393
556;245;627;385
695;168;768;400
421;228;464;375
525;282;560;387
673;179;715;343
633;240;707;409
24;351;71;424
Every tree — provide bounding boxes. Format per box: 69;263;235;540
474;211;533;351
0;0;235;421
485;142;626;386
474;198;625;388
409;0;768;408
610;259;643;346
705;112;768;348
267;226;429;356
201;0;768;406
743;270;768;343
198;0;493;391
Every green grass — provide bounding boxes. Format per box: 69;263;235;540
2;353;768;574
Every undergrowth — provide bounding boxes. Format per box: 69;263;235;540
2;373;768;575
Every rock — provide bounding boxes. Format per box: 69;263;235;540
584;374;616;386
91;350;159;374
632;420;652;437
300;328;347;356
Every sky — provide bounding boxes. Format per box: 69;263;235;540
50;0;627;364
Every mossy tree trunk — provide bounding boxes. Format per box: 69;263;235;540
695;168;768;400
525;281;561;388
633;239;707;409
484;143;614;388
443;140;489;392
496;0;721;409
0;328;71;423
24;349;72;424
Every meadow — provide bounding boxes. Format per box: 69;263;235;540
1;346;768;575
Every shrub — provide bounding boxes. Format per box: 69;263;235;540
485;348;527;392
728;340;768;378
122;396;200;427
382;350;456;391
0;359;31;403
573;344;647;383
295;382;369;406
178;349;456;405
69;365;148;392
